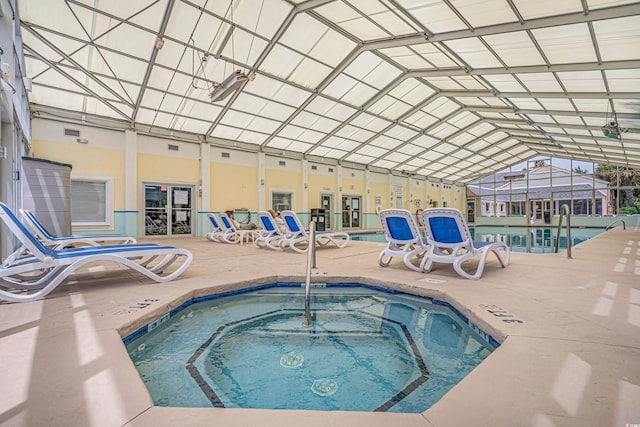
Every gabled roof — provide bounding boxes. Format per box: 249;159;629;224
17;0;640;183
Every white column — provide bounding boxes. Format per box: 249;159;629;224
302;158;309;212
199;142;211;211
258;152;266;210
124;130;137;211
364;169;371;213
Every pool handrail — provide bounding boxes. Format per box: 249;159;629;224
605;219;626;230
554;205;572;258
303;221;316;326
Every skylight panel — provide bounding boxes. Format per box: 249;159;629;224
321;136;360;151
556;71;606;92
305;97;357;121
350;113;392;133
451;0;519;27
452;76;489;90
483;31;545;66
316;2;390;40
430;122;458;139
403;111;439;129
593;16;640;61
449;111;479;128
485;131;509;143
426;98;461;118
259;44;304;81
369;135;403;149
449;133;476;146
291;111;339;132
469;122;496;136
383;152;412;163
480;97;508;107
605;69;640;92
277;125;306;140
356;145;389;157
355;2;416;36
508;98;543;110
264;137;292;150
379;47;433;69
551;115;584;126
341;82;379;106
372;159;400;169
515;73;563;92
309;146;347;159
244;75;310;107
322;74;360;100
425;77;464;90
413;134;441;150
405;157;429;167
289;58;333;89
433;142;458;154
344;153;376;164
369;98;413;120
361;60;403;89
444;38;504;68
287;141;314;152
537;98;575;111
398;144;424;156
532;23;597;64
385;126;419;140
232;94;295;121
412;43;460;67
210;124;243;140
398;1;467;33
279;14;331;55
390;79;436;105
572;99;610;113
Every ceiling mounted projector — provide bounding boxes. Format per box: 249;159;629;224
209;70;254;102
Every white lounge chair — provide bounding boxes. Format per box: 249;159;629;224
420;208;510;280
218;212;258;245
205;213;225;242
279;210;349;253
21;209;136;249
0;202;193;303
378;209;428;272
255;211;285;250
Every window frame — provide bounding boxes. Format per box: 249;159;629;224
70;174;114;229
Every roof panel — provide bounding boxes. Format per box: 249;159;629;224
451;0;519;27
483;31;546;66
593;16;640;61
444;38;504;68
532;23;597;64
398;1;467;33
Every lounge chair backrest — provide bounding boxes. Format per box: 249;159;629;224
219;212;237;232
380;209;421;243
281;210;304;235
0;202;53;258
422;208;473;249
22;210;56;239
257;211;277;232
208;213;222;231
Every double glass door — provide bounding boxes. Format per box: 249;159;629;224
144;184;193;237
342;195;361;228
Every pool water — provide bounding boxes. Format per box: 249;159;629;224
351;226;604;253
125;285;496;413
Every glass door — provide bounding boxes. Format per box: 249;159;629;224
320;193;333;229
341;195;361;229
144;184;193;237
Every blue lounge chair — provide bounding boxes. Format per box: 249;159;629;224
0;202;193;303
21;209;136;249
255;211;285;250
205;213;225;242
420;208;510;280
378;209;428;272
218;212;258;245
279;210;349;253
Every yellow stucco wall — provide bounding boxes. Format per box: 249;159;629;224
211;162;258;211
265;169;302;211
32;140;126;210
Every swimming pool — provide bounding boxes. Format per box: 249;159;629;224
124;284;497;413
350;226;605;253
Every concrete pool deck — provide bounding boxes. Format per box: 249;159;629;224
1;226;639;426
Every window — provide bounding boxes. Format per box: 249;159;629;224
272;191;293;212
71;175;113;227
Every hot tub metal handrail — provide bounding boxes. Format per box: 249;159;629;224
303;221;316;326
554;205;572;258
605;219;626;230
